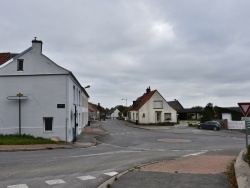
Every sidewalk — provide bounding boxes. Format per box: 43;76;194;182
74;120;107;147
0;120;106;152
109;121;246;188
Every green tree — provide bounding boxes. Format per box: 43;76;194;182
118;112;123;119
117;105;128;117
200;103;214;122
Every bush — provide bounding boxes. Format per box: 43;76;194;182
0;134;56;145
245;144;250;165
188;124;198;127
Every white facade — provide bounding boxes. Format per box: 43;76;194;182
82;90;89;127
0;39;88;142
128;90;177;124
222;113;232;121
111;109;120;119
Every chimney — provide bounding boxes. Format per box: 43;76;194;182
98;103;100;107
32;37;43;54
146;86;151;94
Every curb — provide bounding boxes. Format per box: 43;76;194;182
97;160;164;188
235;149;250;188
0;145;73;152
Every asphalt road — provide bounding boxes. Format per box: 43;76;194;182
0;120;245;188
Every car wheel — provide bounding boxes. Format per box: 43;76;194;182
198;126;202;129
213;127;217;131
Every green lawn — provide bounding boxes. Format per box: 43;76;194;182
0;134;57;145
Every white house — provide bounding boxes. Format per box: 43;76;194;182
82;88;89;127
127;87;177;124
0;38;89;142
109;107;121;119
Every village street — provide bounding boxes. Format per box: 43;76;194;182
0;120;245;188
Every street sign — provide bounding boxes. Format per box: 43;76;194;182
7;96;28;100
238;102;250;117
7;93;28;135
242;117;250;121
245;121;250;147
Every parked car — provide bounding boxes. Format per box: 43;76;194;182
197;121;221;131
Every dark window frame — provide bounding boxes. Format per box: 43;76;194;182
153;100;163;109
44;117;53;132
17;59;24;71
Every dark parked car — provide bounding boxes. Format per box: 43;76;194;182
197;121;221;131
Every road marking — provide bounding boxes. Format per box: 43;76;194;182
7;184;29;188
56;150;142;159
45;179;66;185
183;151;207;157
109;132;134;136
104;172;118;176
77;175;96;180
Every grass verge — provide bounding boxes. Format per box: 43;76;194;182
0;134;57;145
225;160;238;188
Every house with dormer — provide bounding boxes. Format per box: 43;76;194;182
0;38;89;142
127;87;177;124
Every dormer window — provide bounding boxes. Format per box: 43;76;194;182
17;59;24;71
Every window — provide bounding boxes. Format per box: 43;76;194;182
17;59;24;71
79;91;80;106
76;88;78;105
153;100;163;109
73;86;75;103
164;113;171;121
142;113;145;117
44;117;53;132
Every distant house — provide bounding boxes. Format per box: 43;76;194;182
82;88;89;126
127;87;177;124
108;107;121;119
168;100;202;121
88;102;100;120
88;103;95;120
0;39;89;142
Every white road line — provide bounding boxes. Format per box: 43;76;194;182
7;184;29;188
56;150;142;159
182;151;207;157
77;175;96;180
45;179;66;185
104;172;118;176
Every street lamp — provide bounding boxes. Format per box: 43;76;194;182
122;98;127;107
85;85;90;89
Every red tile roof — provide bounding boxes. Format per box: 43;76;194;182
128;90;157;111
0;53;10;65
88;103;95;112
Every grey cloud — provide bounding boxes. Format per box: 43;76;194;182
1;0;250;108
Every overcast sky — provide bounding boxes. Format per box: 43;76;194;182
1;0;250;109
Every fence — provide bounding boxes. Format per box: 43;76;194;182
228;121;245;130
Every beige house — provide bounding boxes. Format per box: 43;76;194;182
127;87;177;124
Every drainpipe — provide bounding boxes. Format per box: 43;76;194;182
65;76;68;142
